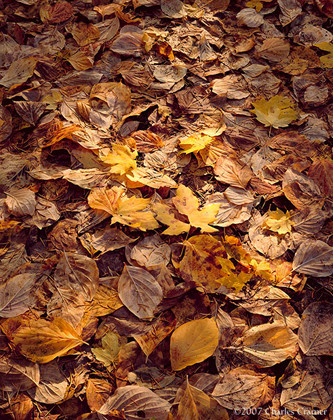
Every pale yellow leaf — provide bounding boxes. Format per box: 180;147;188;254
251;95;299;128
263;209;294;235
101;144;137;175
179;133;214;154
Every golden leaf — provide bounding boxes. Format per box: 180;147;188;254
88;186;159;231
152;202;190;235
251;95;299;128
172;184;219;233
12;318;84;364
263;209;294;235
170;318;219;371
101;144;138;175
179;133;214;154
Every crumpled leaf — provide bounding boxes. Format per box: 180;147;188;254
170;318;219;371
251;95;299;128
11;318;84;364
263;209;294;235
292;240;333;277
118;265;163;320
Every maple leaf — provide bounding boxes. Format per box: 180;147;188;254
100;144;138;175
251;95;299;128
246;0;270;12
315;42;333;68
179;133;214;154
88;186;159;231
263;209;294;235
153;202;190;235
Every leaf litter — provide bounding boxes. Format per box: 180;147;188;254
0;0;332;419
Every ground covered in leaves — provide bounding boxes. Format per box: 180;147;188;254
1;0;333;419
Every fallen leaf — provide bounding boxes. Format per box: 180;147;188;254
176;381;229;420
212;366;275;410
263;209;294;235
251;95;299;128
11;318;84;363
100;144;138;175
179;133;214;154
118;265;163;320
170;318;219;371
98;385;171;419
0;355;40;392
298;302;333;355
315;42;333;68
92;331;122;368
292;240;333;277
0;57;37;88
5;188;36;217
86;378;114;412
233;321;298;367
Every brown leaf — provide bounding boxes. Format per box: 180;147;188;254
0;105;13;142
292;240;333;277
5;188;36;217
214;157;252;189
308;159;333;196
14;101;46;125
256;38;290;62
118;265;163;320
40;1;74;23
212;366;275;409
0;57;37;88
72;22;100;47
8;393;34;420
0;355;40;392
87;378;114;412
298;302;333;356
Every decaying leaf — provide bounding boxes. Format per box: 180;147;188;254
170;318;219;371
251;95;299;128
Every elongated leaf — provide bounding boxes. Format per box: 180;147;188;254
0;355;40;392
118;265;163;320
292;240;333;277
99;385;171;420
12;318;84;363
170;318;219;371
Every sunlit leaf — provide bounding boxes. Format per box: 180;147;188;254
251;95;299;128
263;209;294;235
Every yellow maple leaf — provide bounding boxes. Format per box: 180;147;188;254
152;202;190;235
315;42;333;68
251;95;299;129
246;0;271;12
88;186;159;231
100;144;137;175
220;271;253;293
179;133;214;154
250;259;273;281
172;184;219;233
263;209;294;235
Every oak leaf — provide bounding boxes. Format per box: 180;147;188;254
11;318;84;364
170;318;219;371
263;209;294;235
251;95;299;128
88;186;159;231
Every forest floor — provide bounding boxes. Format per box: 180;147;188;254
0;0;333;419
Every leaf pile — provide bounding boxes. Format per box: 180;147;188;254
0;0;333;419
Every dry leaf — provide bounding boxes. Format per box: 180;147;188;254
5;189;36;217
0;57;37;88
118;265;163;320
86;378;114;412
292;240;333;277
179;133;214;154
101;144;138;175
11;318;84;363
233;321;298;367
0;355;40;392
263;209;294;235
72;22;100;47
212;366;275;409
251;95;299;128
99;385;171;419
298;302;333;355
170;318;219;371
176;381;229;420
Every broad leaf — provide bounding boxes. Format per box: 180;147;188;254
251;95;299;128
118;265;163;320
12;318;84;363
263;209;294;235
292;240;333;277
170;318;219;371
